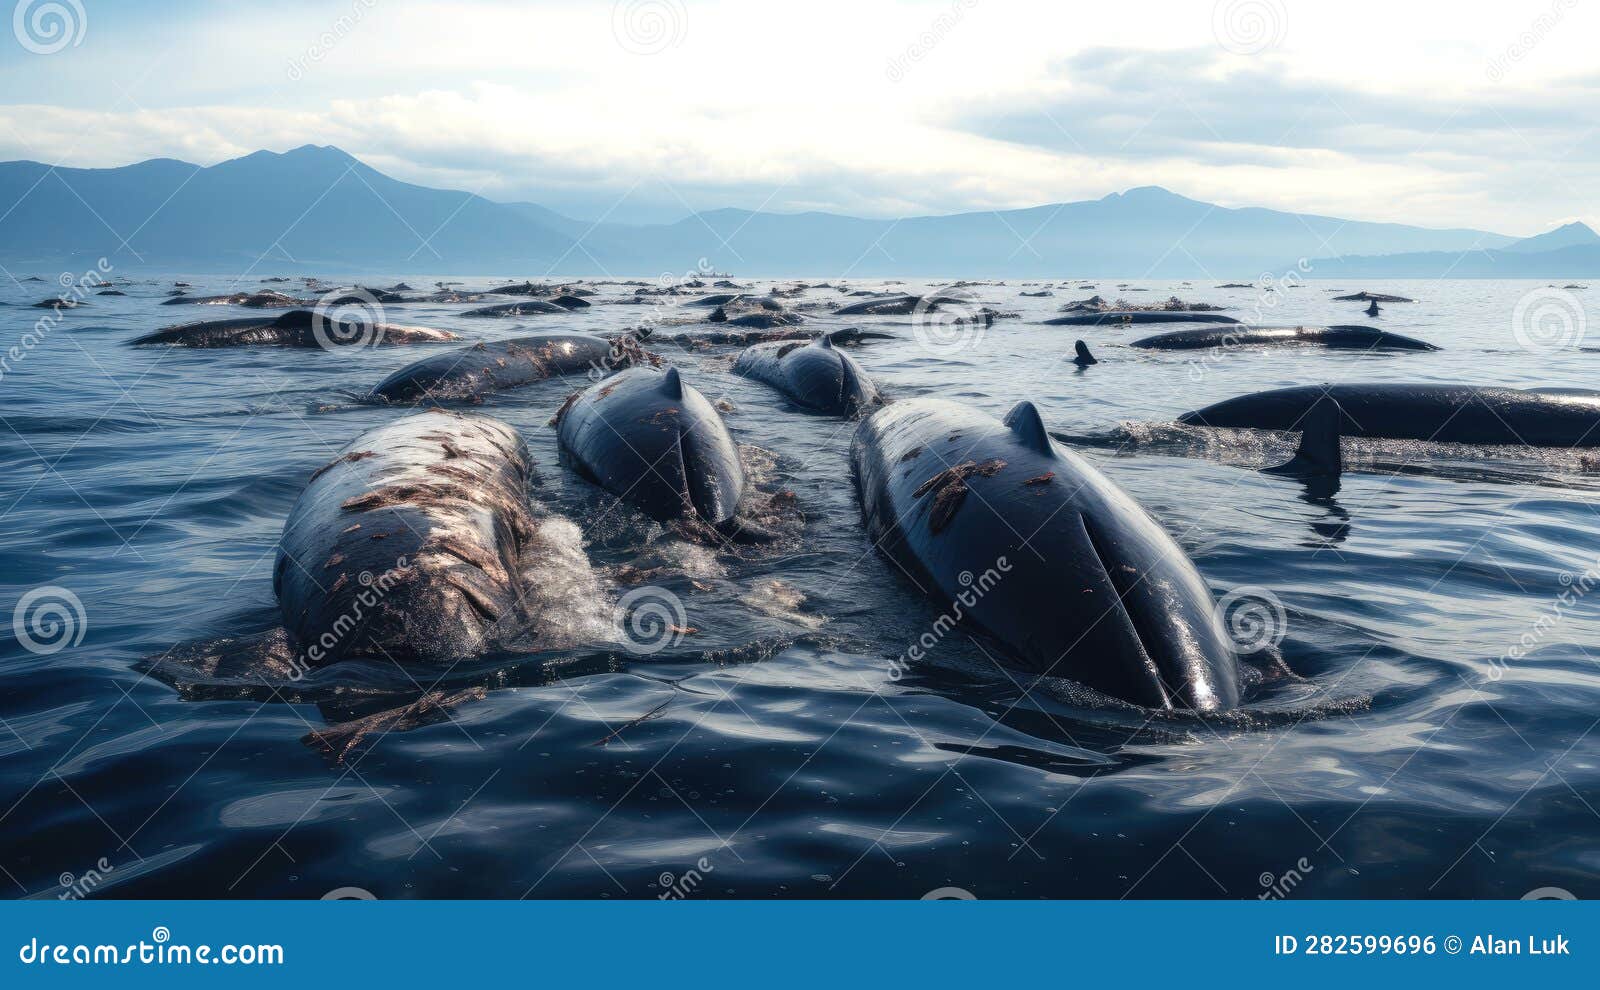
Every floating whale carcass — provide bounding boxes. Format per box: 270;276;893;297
128;310;459;347
274;411;538;667
1131;325;1438;352
1180;384;1600;447
367;332;634;403
1044;311;1240;326
555;367;746;531
732;333;882;415
851;397;1241;711
461;300;569;317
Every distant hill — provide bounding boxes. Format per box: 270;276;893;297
1304;222;1600;277
0;145;1524;276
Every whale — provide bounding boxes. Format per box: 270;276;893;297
129;311;459;348
367;332;630;403
462;300;568;317
274;411;537;667
732;333;882;415
555;366;746;531
1180;384;1600;447
1072;340;1098;366
1044;311;1239;326
1131;325;1438;351
851;397;1242;711
160;291;303;308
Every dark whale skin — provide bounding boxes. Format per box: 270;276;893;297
1180;383;1600;447
273;411;535;668
1132;325;1438;351
368;332;618;403
1044;311;1239;326
462;300;567;317
732;334;882;415
851;397;1241;711
556;366;744;527
129;311;458;348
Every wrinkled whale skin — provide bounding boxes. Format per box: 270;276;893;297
556;367;745;526
851;397;1241;711
128;311;458;348
1044;311;1239;326
732;334;881;415
1132;325;1438;351
1181;383;1600;447
462;300;567;317
368;332;619;403
273;411;535;667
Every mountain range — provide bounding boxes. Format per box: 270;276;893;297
1;144;1594;278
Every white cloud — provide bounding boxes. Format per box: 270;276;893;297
1;0;1597;233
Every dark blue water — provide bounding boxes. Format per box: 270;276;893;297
3;273;1598;900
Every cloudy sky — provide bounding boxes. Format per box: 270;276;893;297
1;0;1596;234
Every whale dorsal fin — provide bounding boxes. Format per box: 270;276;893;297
1263;395;1342;478
816;333;835;350
661;366;684;399
1074;339;1097;365
1003;401;1054;455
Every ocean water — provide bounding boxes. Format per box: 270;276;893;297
2;273;1598;900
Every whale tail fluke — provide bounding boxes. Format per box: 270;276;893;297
1003;400;1055;454
1263;395;1343;479
1072;339;1098;366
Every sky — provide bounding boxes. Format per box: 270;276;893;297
0;0;1597;235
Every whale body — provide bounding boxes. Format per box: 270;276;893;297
732;333;882;415
274;411;536;667
1132;325;1438;351
368;332;622;403
851;397;1242;711
1180;383;1600;447
129;311;458;348
556;367;745;528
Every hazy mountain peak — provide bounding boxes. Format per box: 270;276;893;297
1504;220;1600;254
